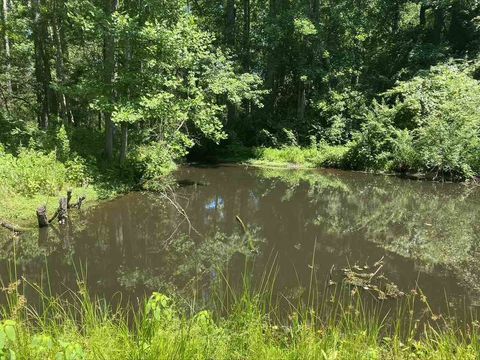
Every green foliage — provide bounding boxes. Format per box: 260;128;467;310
0;147;93;197
348;63;480;179
103;12;265;168
55;125;71;162
0;285;478;359
0;320;17;360
314;88;368;145
131;143;177;181
0;149;67;196
293;18;317;36
252;143;349;169
1;0;479;180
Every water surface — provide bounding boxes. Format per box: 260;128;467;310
2;165;480;314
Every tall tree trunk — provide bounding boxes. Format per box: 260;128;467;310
225;0;236;48
31;0;53;129
2;0;11;94
392;1;400;34
420;4;427;28
432;6;444;44
52;0;71;124
103;0;118;159
242;0;250;71
311;0;320;22
297;81;305;123
225;0;236;128
119;123;128;164
52;16;68;124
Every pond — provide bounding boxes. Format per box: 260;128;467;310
2;165;480;316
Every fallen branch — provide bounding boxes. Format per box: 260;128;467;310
70;196;86;209
0;220;26;233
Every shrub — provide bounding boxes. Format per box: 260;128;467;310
313;142;350;168
55;125;71;162
349;63;480;179
131;143;177;180
254;144;349;169
65;156;92;186
346;108;400;171
313;87;368;145
0;149;67;196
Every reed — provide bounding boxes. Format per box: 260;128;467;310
0;257;477;360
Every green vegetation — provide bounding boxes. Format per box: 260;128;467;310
250;144;349;169
347;63;480;179
0;0;478;182
0;278;477;359
238;63;480;179
1;0;480;357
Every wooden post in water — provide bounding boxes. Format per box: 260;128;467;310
58;197;68;224
34;191;85;228
66;189;73;208
36;205;49;228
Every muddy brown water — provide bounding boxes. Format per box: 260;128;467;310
2;165;480;317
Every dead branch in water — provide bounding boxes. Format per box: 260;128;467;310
0;220;26;233
158;184;201;238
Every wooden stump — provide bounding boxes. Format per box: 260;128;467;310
58;197;68;225
36;206;49;228
66;189;73;209
75;196;86;209
34;191;85;228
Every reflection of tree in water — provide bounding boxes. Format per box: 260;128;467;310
1;166;480;309
257;168;480;299
0;190;254;305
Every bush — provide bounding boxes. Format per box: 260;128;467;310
349;63;480;179
131;142;177;181
0;149;67;196
253;143;349;169
346;108;401;171
313;143;350;168
313;87;368;145
65;156;92;186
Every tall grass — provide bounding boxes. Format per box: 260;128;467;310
251;144;349;169
0;261;478;359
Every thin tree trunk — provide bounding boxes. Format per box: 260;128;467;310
242;0;250;71
297;81;305;123
420;4;427;28
311;0;320;22
433;6;444;44
52;15;68;124
31;0;53;128
225;0;235;48
52;0;72;124
2;0;12;94
103;0;118;159
120;122;128;164
392;1;400;34
225;0;236;127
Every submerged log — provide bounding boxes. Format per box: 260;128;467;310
36;206;49;228
0;220;25;233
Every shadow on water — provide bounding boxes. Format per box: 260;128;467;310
1;165;480;321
